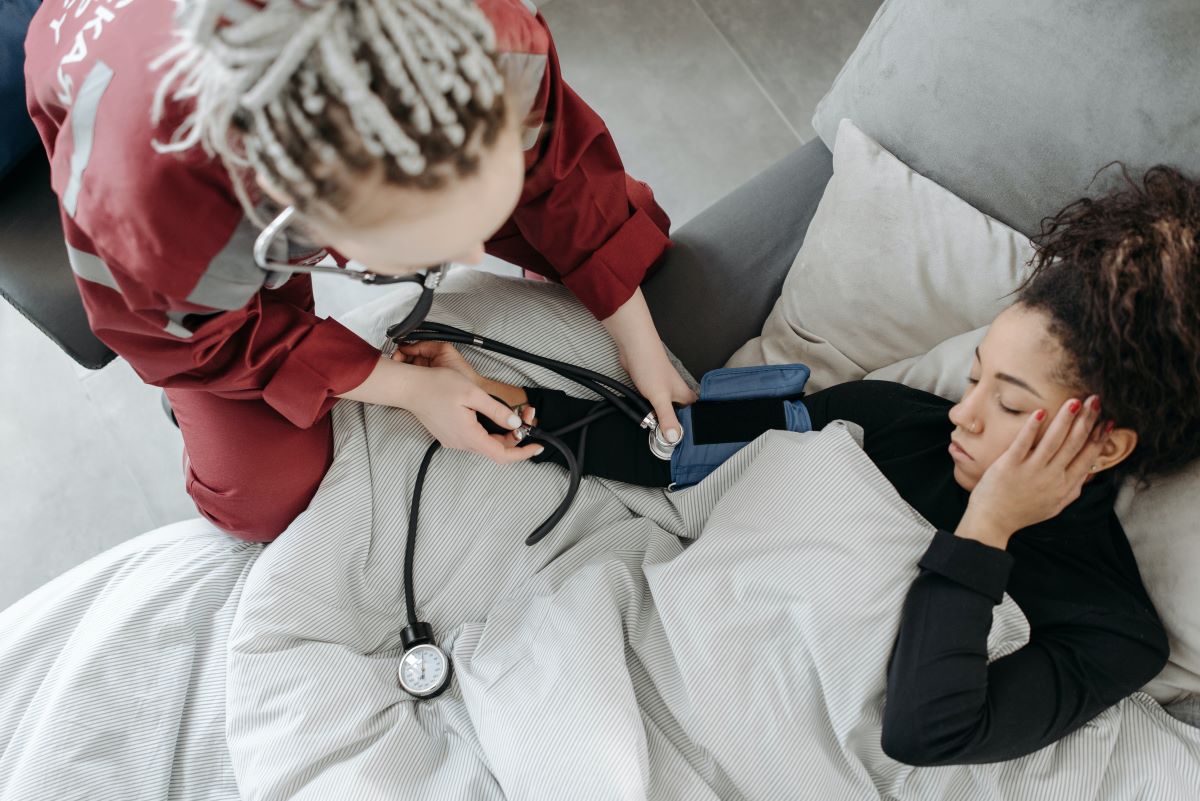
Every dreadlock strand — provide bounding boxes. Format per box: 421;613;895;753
421;2;501;107
374;0;465;145
436;0;496;51
406;4;458;81
358;0;433;134
318;20;427;170
241;5;337;111
219;6;305;48
282;94;337;165
316;22;386;157
254;104;315;198
150;43;203;137
156;0;509;216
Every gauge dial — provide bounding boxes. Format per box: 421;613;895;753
399;643;451;699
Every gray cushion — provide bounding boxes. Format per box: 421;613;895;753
643;137;833;377
812;0;1200;237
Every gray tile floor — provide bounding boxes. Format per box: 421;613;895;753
0;0;880;610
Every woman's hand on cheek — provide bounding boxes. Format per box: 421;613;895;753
958;395;1107;549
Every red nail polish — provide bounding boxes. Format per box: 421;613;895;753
1105;420;1115;434
1090;396;1102;412
1068;399;1081;414
1035;409;1046;421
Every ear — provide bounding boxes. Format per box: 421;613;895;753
1095;426;1138;472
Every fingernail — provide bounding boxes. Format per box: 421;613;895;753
533;446;545;456
1035;409;1046;421
1105;420;1115;434
665;428;681;443
1067;399;1081;414
507;414;521;429
1090;396;1102;412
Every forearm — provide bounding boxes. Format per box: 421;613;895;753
882;562;1002;764
600;287;659;352
882;530;1017;765
336;356;418;407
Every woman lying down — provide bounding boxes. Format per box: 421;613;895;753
394;166;1199;766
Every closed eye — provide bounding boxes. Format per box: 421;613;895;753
966;377;1021;414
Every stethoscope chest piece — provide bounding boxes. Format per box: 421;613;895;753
398;622;452;700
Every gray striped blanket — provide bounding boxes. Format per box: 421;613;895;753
3;273;1197;800
225;273;1200;799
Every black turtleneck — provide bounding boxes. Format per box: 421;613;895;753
525;379;1169;766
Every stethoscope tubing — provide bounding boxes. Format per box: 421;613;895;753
392;322;656;428
403;421;583;629
394;318;664;639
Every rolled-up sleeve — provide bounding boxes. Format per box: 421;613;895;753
258;312;380;428
486;15;672;320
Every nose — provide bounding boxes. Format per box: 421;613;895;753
949;384;981;432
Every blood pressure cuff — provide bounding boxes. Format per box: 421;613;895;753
1;0;40;180
670;363;812;488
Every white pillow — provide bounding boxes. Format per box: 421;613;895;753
866;325;986;401
734;118;1199;703
1115;465;1200;704
727;118;1034;390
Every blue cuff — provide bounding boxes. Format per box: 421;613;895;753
698;363;811;401
670;364;814;488
784;399;812;433
670;405;748;487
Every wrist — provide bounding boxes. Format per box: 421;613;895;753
337;355;416;407
601;288;657;350
954;507;1014;550
479;378;527;409
382;358;422;409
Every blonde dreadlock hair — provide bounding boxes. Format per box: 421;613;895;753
152;0;509;224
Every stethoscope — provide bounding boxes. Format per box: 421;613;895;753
253;217;679;699
381;274;679;699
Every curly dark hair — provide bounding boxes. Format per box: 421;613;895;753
1017;165;1200;479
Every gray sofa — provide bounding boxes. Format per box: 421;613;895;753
651;0;1200;377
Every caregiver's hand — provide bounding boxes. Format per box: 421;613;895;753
337;357;538;465
602;288;697;443
393;340;478;380
393;340;529;410
957;395;1107;549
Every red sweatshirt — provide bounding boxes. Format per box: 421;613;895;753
25;0;671;429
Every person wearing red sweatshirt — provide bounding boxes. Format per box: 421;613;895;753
25;0;695;540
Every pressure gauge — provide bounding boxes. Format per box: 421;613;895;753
399;642;452;699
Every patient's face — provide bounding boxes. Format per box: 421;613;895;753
947;305;1080;491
